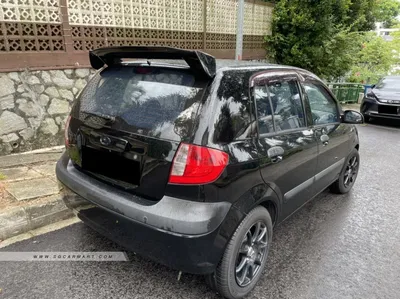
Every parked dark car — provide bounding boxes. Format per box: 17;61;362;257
56;47;363;299
361;75;400;121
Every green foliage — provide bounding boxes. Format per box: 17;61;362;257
0;172;6;180
265;0;400;80
348;31;400;83
373;0;400;28
344;0;377;32
391;24;400;43
265;0;366;80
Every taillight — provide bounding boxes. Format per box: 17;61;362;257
169;143;229;185
64;115;72;147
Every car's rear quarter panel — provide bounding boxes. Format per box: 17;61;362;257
190;68;281;222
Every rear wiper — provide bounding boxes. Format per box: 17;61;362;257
81;111;116;123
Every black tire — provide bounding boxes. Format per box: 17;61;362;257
330;148;360;194
360;104;369;123
362;114;370;123
205;206;273;299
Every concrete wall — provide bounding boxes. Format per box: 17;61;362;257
0;68;96;156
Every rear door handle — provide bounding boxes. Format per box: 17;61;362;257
320;134;329;146
268;146;284;163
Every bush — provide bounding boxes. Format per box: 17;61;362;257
265;0;369;80
348;31;400;83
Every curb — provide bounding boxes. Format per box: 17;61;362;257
0;216;81;248
0;194;73;241
0;146;64;168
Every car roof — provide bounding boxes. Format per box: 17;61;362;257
215;59;320;79
117;58;316;78
215;59;275;69
216;59;310;73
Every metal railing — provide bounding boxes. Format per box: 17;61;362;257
328;83;364;103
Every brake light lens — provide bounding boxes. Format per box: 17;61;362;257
64;115;72;147
169;143;229;185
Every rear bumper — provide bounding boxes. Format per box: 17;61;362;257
361;98;400;120
56;152;242;274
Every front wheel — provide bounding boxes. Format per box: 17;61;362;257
206;206;273;299
330;148;360;194
362;114;371;123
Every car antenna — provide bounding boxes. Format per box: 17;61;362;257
147;59;151;66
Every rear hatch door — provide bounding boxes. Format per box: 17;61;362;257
68;65;207;200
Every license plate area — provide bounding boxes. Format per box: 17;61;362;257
81;146;141;185
378;105;399;115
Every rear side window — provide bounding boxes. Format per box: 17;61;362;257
255;78;305;134
212;71;256;143
254;86;274;134
78;66;205;141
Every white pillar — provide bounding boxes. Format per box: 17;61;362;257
235;0;244;60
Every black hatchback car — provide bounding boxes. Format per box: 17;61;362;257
56;47;363;299
361;76;400;121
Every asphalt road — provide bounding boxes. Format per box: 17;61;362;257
1;120;400;299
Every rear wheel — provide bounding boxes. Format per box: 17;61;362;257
206;206;273;299
330;148;360;194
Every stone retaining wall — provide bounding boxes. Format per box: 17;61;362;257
0;68;95;156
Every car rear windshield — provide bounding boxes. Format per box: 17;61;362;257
375;77;400;91
77;66;205;141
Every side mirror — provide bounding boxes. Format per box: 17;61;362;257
342;110;364;124
371;84;376;89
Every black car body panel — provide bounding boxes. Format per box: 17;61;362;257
56;153;232;235
57;47;361;275
61;191;243;274
68;124;180;200
57;152;244;274
361;76;400;119
67;65;209;201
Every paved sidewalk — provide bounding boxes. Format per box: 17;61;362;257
342;103;361;111
0;147;73;241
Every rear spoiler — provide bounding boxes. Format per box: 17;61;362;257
89;46;216;78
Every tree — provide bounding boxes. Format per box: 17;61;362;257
373;0;400;28
348;31;400;83
265;0;400;80
342;0;376;32
392;24;400;45
265;0;366;80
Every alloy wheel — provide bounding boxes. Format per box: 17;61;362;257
343;156;358;188
235;221;268;287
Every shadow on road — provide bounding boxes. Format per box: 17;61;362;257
66;189;353;299
0;182;384;299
